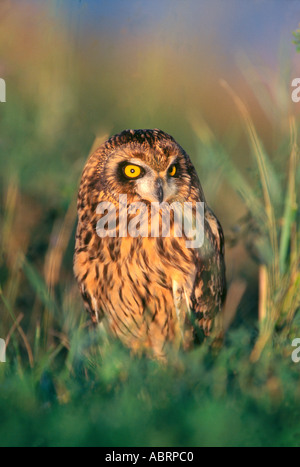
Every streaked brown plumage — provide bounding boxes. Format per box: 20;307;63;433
74;129;226;358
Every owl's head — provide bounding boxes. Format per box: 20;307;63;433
81;129;205;208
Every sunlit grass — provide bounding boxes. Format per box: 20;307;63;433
293;24;300;53
0;5;299;446
0;95;299;445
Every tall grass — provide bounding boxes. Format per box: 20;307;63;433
0;90;299;445
193;82;299;359
0;8;299;442
293;24;300;52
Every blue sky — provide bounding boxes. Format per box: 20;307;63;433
41;0;300;65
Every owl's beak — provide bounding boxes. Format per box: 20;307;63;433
155;178;164;203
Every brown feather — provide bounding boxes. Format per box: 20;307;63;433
74;129;226;358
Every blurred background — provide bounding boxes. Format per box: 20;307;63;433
0;0;299;447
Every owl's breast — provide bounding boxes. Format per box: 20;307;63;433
84;235;197;357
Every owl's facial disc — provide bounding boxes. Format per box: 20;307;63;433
120;158;180;203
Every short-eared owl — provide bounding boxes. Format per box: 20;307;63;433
74;129;226;358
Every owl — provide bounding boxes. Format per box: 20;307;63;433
74;129;226;358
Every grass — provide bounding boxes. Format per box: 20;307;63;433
0;6;299;446
196;82;300;362
293;24;300;53
0;95;299;446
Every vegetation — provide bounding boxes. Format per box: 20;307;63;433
293;25;300;52
0;4;299;447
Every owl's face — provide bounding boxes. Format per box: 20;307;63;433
105;153;184;204
99;129;198;205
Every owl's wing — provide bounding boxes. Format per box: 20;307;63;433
190;206;226;338
74;232;104;325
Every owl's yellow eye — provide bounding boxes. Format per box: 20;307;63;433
168;165;177;177
123;164;142;179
